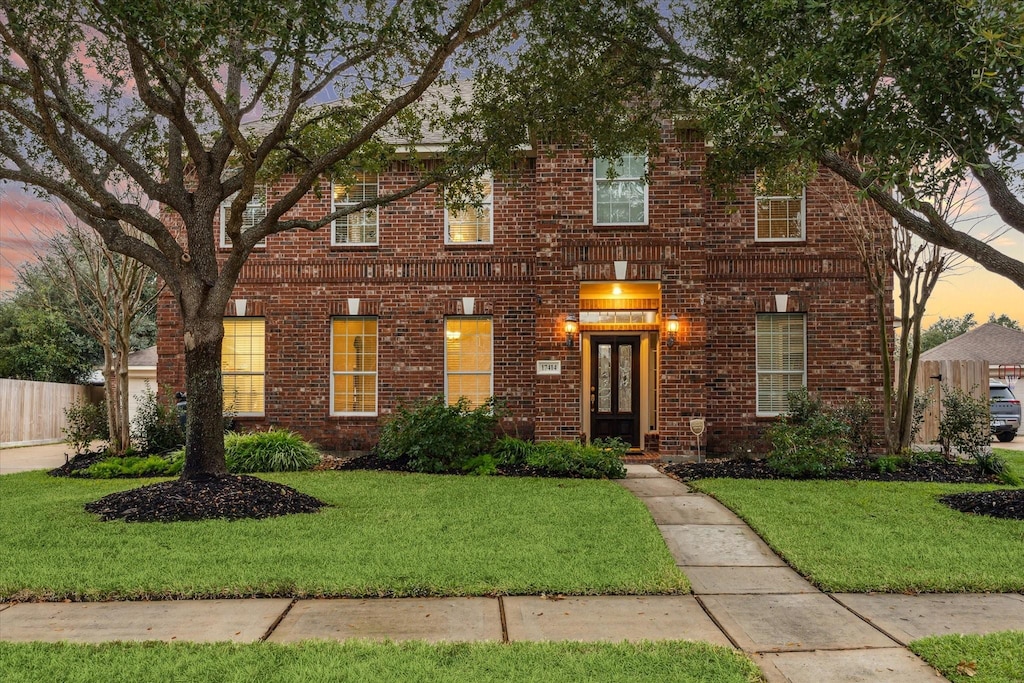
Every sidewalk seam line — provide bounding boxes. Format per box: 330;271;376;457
693;595;742;651
260;598;297;642
498;596;509;643
824;593;906;647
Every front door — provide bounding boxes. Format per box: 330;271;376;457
589;336;641;448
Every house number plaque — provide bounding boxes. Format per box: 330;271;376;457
536;360;562;375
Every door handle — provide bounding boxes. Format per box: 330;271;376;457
590;386;596;410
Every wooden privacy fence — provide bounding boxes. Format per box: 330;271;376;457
913;360;988;445
0;378;102;447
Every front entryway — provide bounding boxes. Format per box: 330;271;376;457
589;336;641;448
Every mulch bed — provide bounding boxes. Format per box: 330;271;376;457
84;475;326;523
662;458;1024;520
49;449;106;477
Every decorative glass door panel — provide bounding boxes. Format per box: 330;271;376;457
590;336;641;448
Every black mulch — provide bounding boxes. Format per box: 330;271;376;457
84;475;326;523
662;458;1024;520
49;449;105;477
939;490;1024;521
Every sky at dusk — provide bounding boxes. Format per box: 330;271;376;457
1;184;1022;327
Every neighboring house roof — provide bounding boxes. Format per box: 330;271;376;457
127;345;158;369
919;322;1024;365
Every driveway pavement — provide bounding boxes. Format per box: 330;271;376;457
0;442;73;474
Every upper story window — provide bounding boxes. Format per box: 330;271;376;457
755;313;806;416
220;184;267;248
332;173;379;246
445;174;492;244
594;153;648;226
755;172;805;241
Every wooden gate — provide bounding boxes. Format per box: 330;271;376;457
913;360;988;444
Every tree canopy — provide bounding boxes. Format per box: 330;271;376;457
0;0;675;478
665;0;1024;288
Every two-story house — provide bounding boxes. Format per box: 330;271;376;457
157;121;886;459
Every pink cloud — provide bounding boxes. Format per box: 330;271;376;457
0;188;65;293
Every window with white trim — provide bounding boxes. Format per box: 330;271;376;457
445;175;492;244
755;313;806;416
332;173;379;245
220;185;267;248
444;316;492;408
594;153;648;226
755;172;805;240
222;318;265;415
331;317;378;415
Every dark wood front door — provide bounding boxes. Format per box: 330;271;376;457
589;336;641;448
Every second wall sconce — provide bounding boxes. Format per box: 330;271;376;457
564;314;578;348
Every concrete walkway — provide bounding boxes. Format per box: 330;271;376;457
3;465;1023;682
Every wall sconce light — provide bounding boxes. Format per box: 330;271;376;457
666;314;680;347
564;314;578;348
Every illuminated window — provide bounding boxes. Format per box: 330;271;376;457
444;317;492;408
332;173;379;245
755;172;805;240
445;175;492;244
220;185;267;248
756;314;806;415
222;318;265;415
331;317;378;415
594;153;648;225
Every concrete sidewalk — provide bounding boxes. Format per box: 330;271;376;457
2;465;1023;682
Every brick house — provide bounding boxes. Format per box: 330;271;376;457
157;121;886;459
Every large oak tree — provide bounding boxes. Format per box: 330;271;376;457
0;0;672;482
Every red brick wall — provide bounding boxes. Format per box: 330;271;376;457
157;126;889;457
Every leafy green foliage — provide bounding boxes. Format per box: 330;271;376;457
130;385;184;455
937;387;992;461
987;313;1020;331
766;390;852;478
377;396;505;473
920;314;977;352
525;438;628;479
222;430;321;473
83;455;180;479
0;299;96;383
62;399;109;455
869;455;902;475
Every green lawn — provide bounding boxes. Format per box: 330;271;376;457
0;471;688;601
997;447;1024;480
689;478;1024;593
911;631;1024;683
0;641;763;683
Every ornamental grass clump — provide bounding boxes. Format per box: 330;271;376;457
223;429;321;473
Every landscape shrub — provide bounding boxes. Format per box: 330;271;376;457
767;390;852;478
83;455;179;478
222;429;321;473
839;396;876;458
131;384;185;455
525;437;628;479
492;435;536;467
376;395;505;473
63;398;109;455
937;386;991;462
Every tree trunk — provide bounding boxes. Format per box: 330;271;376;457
181;320;228;480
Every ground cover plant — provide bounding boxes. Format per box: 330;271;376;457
687;478;1024;593
0;470;688;601
910;631;1024;683
0;641;763;683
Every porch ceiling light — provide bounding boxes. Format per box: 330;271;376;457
666;314;680;347
564;314;578;348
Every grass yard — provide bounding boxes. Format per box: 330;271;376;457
998;448;1024;480
0;641;763;683
910;631;1024;683
0;471;688;601
689;478;1024;593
